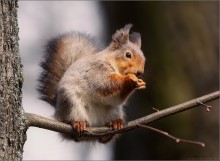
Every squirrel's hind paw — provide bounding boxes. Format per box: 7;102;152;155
71;121;89;136
107;119;124;130
98;119;124;143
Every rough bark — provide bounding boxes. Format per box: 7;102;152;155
0;0;27;160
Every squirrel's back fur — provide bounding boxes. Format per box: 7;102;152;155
38;32;99;106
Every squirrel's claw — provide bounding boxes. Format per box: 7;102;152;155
71;121;89;136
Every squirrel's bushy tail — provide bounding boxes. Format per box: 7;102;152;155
38;32;99;106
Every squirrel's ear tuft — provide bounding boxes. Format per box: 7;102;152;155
110;24;133;50
129;32;141;48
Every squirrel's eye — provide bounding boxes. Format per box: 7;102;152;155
125;52;132;59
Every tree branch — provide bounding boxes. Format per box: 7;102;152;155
136;124;205;147
25;91;219;137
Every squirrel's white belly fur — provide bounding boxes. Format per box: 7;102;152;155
56;81;124;127
55;58;124;127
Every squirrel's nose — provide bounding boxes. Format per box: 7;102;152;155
136;71;143;76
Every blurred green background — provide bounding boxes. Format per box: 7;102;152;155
101;1;219;159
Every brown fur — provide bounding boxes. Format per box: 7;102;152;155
96;74;137;101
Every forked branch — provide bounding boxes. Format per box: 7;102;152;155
25;91;219;138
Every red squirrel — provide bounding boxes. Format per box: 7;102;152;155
38;24;146;143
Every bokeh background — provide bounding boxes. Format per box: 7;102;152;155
18;1;219;160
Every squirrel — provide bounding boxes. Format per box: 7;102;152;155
38;24;146;143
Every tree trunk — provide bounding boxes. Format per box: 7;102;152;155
0;0;27;160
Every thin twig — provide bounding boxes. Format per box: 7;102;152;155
137;124;205;147
25;90;219;137
151;107;160;112
197;100;212;112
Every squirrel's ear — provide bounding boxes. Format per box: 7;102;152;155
129;32;141;48
110;24;133;50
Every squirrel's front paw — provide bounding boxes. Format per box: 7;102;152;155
71;121;89;136
127;73;146;89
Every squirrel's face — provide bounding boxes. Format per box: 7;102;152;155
115;43;145;76
110;24;145;76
